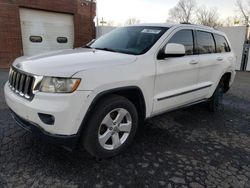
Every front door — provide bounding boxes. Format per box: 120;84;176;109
153;29;200;115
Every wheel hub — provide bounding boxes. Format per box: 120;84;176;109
113;126;119;133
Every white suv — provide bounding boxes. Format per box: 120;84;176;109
4;23;236;158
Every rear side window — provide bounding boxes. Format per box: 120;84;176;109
196;31;215;54
214;34;231;53
168;29;194;55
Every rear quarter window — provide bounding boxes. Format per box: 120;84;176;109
214;34;231;53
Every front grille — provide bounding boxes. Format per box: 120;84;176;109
8;67;35;100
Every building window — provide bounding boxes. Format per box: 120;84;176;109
30;36;42;43
57;37;68;43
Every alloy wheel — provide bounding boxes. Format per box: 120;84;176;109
98;108;132;150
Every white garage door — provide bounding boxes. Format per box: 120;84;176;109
20;8;74;56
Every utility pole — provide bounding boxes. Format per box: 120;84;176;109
245;16;249;41
241;16;250;70
96;0;99;27
100;17;107;26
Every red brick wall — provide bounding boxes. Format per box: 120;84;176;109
0;3;23;68
74;0;96;47
17;0;75;13
0;0;96;68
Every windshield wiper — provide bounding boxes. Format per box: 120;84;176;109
95;47;118;53
83;45;93;49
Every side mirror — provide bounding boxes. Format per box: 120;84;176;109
163;43;186;58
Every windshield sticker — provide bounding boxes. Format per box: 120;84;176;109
141;29;161;34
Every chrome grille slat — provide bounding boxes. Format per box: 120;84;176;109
9;69;13;85
13;71;16;87
24;76;31;96
8;68;36;100
9;71;13;87
19;74;25;95
15;73;21;92
12;71;17;88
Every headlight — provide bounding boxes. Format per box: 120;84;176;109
39;77;81;93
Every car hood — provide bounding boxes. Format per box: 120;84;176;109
12;48;137;77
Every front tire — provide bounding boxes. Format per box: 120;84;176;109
82;95;138;158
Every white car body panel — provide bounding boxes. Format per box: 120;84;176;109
13;48;137;77
5;84;92;135
153;54;200;114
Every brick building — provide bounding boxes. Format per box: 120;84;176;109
0;0;96;68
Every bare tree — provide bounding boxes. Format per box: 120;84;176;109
222;16;243;27
125;18;140;26
196;6;221;27
223;17;235;27
168;0;196;23
236;0;250;24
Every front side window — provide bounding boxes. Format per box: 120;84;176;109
214;34;231;53
168;29;194;55
90;26;168;55
197;31;215;54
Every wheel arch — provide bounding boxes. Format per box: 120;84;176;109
77;86;146;138
221;72;232;93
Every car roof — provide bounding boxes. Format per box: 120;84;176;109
131;23;226;36
132;23;175;28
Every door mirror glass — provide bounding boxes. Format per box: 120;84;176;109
164;43;185;57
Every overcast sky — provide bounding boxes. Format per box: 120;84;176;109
97;0;238;25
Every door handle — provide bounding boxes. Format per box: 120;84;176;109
189;60;199;65
216;57;223;61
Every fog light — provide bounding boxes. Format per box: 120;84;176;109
38;113;55;125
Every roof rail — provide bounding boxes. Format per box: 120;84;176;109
180;22;192;24
179;22;215;30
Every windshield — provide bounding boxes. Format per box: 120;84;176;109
89;26;168;55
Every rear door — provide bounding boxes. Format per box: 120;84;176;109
195;31;219;100
153;29;200;115
195;31;232;99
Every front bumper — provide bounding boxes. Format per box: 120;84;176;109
4;82;92;136
10;110;79;148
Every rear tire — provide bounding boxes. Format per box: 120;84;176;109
82;95;138;158
208;80;224;112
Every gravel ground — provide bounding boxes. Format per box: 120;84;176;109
0;69;250;188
